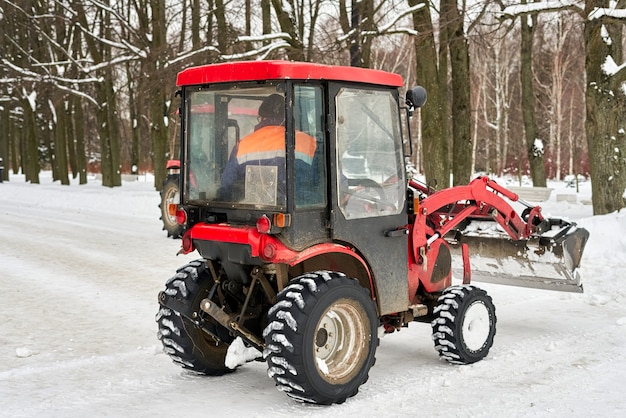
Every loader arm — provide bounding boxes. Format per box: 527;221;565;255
410;176;589;292
411;176;538;249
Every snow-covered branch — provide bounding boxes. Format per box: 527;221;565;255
1;59;99;106
499;0;583;19
375;3;425;34
84;0;145;42
237;32;292;43
82;54;143;74
166;45;221;68
221;40;292;61
337;3;424;43
588;7;626;21
75;22;144;57
602;55;626;85
362;28;419;37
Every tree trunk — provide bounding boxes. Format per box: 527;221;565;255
271;0;305;61
306;2;320;61
262;0;271;37
74;0;121;187
72;96;88;184
215;0;228;52
22;98;40;184
409;0;450;188
54;101;70;185
192;0;201;48
442;0;472;186
339;0;375;68
0;106;8;181
359;0;375;68
520;6;547;187
126;61;141;175
67;100;78;180
584;0;626;214
149;0;169;189
98;72;122;188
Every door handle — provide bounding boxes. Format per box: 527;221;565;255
385;227;409;238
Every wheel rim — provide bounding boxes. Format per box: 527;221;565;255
314;298;370;385
462;300;491;352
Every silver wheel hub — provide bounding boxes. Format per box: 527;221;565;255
314;298;369;384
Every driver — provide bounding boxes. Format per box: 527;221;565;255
218;94;316;204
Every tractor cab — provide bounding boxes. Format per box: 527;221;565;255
176;61;414;313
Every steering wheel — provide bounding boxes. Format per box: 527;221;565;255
341;178;397;215
347;178;387;201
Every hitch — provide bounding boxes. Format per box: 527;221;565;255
158;290;264;349
200;298;265;352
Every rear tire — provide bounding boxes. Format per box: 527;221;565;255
156;260;233;375
263;271;378;404
431;285;496;364
160;175;184;238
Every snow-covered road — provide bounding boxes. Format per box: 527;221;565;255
1;174;625;417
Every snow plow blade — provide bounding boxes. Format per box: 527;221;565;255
450;221;590;293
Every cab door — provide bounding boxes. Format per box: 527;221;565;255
329;83;409;315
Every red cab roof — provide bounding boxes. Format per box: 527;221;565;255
176;60;404;88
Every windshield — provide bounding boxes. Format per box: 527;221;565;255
185;84;288;208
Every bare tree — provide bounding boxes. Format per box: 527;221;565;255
74;0;122;187
271;0;307;60
409;0;449;188
470;19;520;178
498;0;625;213
534;11;584;181
519;1;547;187
584;0;626;214
441;0;473;185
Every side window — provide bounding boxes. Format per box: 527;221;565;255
294;85;326;208
335;88;405;219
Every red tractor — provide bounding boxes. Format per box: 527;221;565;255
156;61;589;404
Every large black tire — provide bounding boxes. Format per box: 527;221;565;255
431;285;497;364
156;260;233;375
159;175;184;238
263;271;378;404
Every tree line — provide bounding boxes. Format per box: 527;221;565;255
1;0;625;215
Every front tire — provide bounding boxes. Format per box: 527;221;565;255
431;285;497;364
156;260;233;375
263;271;378;404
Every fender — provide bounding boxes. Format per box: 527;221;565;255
183;223;375;299
166;159;180;170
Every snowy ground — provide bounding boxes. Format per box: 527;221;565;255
1;173;625;417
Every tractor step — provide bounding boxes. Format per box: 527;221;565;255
448;222;589;293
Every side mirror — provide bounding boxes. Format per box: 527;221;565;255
405;86;427;110
403;86;427;157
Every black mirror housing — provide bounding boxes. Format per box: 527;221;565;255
406;86;427;109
